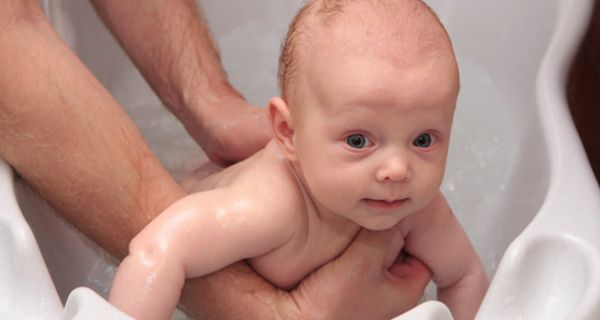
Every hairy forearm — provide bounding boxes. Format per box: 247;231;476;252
0;6;290;319
0;5;182;258
90;0;272;166
89;0;241;123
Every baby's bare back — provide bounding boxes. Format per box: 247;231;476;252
181;140;362;289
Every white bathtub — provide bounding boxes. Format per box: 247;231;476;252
0;0;598;319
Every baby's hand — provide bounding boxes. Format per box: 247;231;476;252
437;261;487;320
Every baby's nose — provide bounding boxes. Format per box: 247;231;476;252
375;155;411;182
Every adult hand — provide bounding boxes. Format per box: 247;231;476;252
186;97;271;166
180;226;431;320
89;0;271;166
292;226;432;319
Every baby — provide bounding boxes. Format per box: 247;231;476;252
109;0;488;319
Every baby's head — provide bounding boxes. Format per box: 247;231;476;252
269;0;459;230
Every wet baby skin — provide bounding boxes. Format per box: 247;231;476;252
109;1;488;319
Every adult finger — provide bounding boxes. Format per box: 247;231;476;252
339;225;406;275
387;255;432;295
389;256;432;282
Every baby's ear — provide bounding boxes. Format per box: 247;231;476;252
268;97;297;161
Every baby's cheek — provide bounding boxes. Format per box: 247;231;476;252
411;181;439;210
425;165;445;191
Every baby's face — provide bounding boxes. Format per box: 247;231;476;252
290;44;459;230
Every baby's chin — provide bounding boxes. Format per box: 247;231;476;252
356;216;403;231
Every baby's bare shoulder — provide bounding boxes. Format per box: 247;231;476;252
181;141;307;232
233;143;307;218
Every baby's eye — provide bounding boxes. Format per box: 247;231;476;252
346;134;371;149
413;133;434;148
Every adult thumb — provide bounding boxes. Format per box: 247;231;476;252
341;225;405;273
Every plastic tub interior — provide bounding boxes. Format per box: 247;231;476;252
1;0;599;319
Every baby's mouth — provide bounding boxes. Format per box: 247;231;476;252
363;198;408;210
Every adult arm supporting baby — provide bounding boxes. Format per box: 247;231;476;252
177;226;433;320
291;225;433;320
89;0;271;166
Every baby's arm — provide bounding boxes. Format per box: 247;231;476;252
402;192;488;320
109;186;299;320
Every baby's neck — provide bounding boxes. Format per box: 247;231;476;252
285;157;361;235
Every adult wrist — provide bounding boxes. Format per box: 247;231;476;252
176;83;247;149
180;80;243;123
